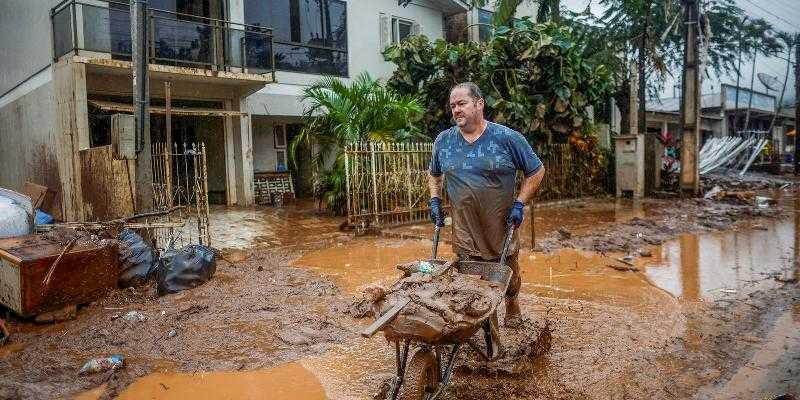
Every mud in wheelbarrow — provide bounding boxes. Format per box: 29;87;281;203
361;225;516;400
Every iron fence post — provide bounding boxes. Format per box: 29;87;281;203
370;142;379;226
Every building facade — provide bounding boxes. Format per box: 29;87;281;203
0;0;536;221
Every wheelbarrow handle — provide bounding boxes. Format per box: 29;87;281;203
431;224;441;260
360;298;411;338
499;223;515;266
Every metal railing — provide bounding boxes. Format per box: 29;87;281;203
50;0;275;78
344;142;610;227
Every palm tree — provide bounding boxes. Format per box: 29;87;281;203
289;72;423;214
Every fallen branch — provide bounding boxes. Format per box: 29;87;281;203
41;236;78;294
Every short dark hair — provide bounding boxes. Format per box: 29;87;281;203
450;82;483;101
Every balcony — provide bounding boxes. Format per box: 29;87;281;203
51;0;275;81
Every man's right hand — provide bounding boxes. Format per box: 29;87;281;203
430;197;445;227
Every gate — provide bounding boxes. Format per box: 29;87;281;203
344;142;435;226
149;142;211;250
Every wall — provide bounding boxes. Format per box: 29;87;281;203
0;1;58;96
252;115;306;172
0;81;65;219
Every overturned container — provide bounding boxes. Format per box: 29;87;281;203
0;234;118;317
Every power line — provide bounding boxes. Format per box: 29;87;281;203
738;0;798;31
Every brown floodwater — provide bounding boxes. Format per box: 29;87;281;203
208;201;343;250
114;362;327;400
291;238;454;293
642;215;797;301
386;198;667;248
81;194;799;400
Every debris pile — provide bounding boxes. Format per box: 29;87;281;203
362;263;506;343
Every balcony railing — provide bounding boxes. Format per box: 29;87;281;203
51;0;275;79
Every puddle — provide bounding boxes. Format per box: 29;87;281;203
642;217;797;300
517;248;671;307
81;339;392;400
108;362;328;400
292;238;454;292
209;201;342;250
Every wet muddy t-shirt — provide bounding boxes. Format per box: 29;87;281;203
430;122;542;259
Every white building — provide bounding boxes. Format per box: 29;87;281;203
0;0;536;220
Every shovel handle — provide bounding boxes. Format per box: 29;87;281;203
431;224;441;260
499;224;515;266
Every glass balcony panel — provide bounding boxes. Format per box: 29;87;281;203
53;6;74;58
274;43;346;76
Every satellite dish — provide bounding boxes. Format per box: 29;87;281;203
757;73;781;91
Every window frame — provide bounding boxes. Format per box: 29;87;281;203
391;16;415;44
274;124;287;149
243;0;349;77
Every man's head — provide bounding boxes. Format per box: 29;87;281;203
449;82;485;130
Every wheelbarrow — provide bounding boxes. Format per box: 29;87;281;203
361;224;516;400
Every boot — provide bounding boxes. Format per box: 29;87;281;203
504;296;522;328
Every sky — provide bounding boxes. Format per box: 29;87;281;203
559;0;799;108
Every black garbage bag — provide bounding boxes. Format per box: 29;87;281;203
117;228;159;288
156;245;216;295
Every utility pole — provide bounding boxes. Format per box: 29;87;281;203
131;0;153;212
767;40;792;134
743;52;757;133
733;16;747;134
638;0;653;138
680;0;700;195
794;35;799;175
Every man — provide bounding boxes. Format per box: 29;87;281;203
428;82;545;326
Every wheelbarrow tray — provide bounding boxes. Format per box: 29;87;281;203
381;260;512;345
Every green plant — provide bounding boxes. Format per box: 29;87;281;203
383;21;614;145
290;72;424;214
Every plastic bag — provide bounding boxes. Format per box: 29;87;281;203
156;245;216;295
117;229;158;288
34;209;54;225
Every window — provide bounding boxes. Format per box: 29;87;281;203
391;17;414;44
276;150;288;172
244;0;348;76
478;9;494;42
274;124;286;148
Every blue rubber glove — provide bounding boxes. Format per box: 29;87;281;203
430;197;445;227
507;200;525;227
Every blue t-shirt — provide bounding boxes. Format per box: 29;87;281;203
429;122;542;258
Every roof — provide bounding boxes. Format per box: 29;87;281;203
646;93;721;113
88;100;247;117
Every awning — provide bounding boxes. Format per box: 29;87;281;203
88;100;247;117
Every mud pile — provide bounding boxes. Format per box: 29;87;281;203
367;263;506;343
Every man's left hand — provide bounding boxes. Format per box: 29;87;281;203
507;200;525;227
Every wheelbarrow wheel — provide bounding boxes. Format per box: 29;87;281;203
398;349;438;400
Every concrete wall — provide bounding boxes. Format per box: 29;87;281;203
0;82;62;217
0;1;57;95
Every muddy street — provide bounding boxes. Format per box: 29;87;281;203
0;193;798;400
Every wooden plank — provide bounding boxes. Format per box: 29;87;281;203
360;298;411;338
79;145;136;221
22;182;49;210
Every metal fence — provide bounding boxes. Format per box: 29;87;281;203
150;142;211;250
344;142;435;226
344;142;608;227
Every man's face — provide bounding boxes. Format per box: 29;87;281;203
449;88;484;128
